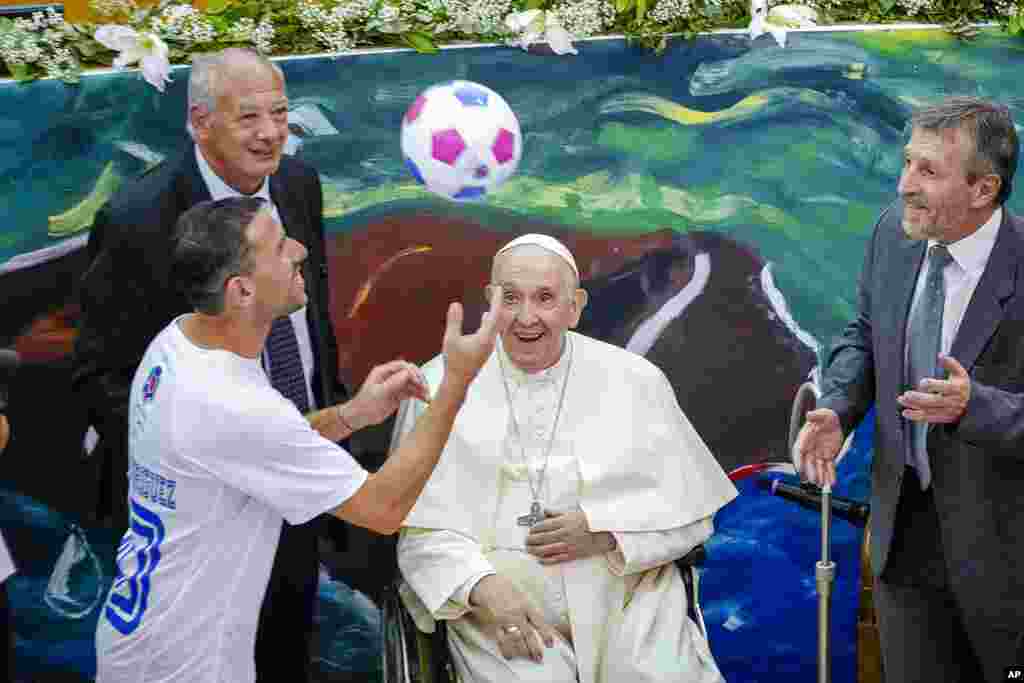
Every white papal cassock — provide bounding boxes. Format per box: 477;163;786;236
393;331;738;683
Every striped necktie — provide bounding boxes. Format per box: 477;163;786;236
266;316;310;414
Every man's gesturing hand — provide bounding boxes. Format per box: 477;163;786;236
525;510;615;565
345;360;430;429
897;354;971;425
442;285;512;385
469;574;557;663
796;408;844;488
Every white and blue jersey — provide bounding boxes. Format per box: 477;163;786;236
95;316;367;683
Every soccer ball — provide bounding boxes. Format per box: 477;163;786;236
401;80;522;201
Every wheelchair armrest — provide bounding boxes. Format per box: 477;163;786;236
381;579;454;683
674;543;706;570
673;545;707;636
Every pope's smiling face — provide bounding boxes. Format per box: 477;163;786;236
490;245;587;374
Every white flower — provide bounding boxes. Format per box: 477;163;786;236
95;25;171;92
149;5;217;45
650;0;694;25
767;4;817;29
368;3;410;33
748;0;788;47
544;16;578;55
442;0;513;35
505;9;544;45
504;9;578;55
549;0;614;38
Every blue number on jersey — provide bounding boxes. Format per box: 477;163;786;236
105;499;166;635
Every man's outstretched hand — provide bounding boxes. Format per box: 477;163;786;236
442;285;512;386
796;408;843;487
897;354;971;425
344;360;430;430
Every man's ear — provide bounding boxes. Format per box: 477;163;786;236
225;274;253;309
971;174;1001;208
189;105;211;143
569;287;588;328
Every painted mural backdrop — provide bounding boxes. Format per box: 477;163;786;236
1;27;1023;683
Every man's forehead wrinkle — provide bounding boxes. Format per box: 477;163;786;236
236;95;287;110
497;280;557;292
907;134;973;175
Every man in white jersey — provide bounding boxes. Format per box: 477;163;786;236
393;234;737;683
95;197;510;683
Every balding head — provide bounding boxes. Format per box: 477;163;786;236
188;48;285;125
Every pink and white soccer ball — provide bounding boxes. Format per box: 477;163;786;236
401;80;522;201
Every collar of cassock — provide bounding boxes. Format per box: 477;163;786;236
497;334;572;389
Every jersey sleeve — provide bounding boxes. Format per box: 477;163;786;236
181;387;367;525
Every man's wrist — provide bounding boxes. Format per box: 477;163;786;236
336;403;361;432
468;577;487;607
436;375;472;403
466;572;496;608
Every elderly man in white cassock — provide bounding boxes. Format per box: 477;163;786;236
392;234;738;683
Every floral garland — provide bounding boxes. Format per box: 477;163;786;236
0;0;1021;88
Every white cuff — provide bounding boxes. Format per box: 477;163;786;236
605;517;714;577
445;570;497;618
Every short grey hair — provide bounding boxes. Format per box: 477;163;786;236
908;96;1019;205
186;48;285;138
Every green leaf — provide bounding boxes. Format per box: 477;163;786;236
76;40;99;57
208;15;232;33
636;0;647;23
401;31;438;53
615;0;636;14
526;0;546;8
878;0;898;14
10;63;35;82
205;0;233;14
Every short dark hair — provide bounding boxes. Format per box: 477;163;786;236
170;197;267;315
909;96;1019;204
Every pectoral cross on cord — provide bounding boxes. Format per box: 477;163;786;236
517;501;544;527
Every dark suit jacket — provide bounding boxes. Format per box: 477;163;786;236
820;202;1024;632
72;146;346;524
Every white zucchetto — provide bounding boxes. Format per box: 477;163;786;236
495;233;579;280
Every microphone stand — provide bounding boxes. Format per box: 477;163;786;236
816;483;836;683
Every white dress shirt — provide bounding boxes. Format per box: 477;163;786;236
906;207;1002;364
194;146;317;410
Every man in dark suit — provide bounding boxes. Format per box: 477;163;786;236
0;350;17;683
797;96;1022;682
73;48;346;681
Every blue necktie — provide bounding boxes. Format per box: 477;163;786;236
906;244;953;490
266;316;310;414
